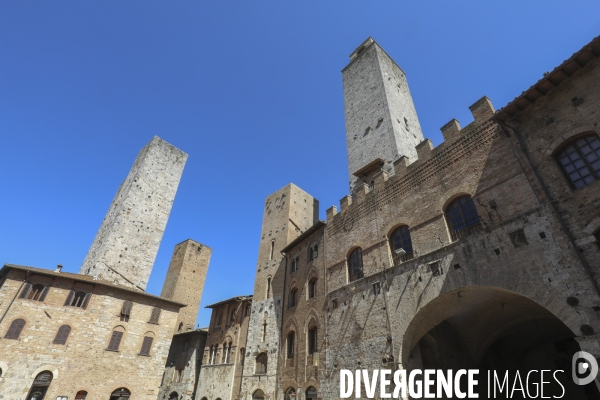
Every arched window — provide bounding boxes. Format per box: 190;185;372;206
75;391;88;400
169;392;179;400
309;244;319;261
306;386;318;399
107;326;125;352
240;347;246;365
253;389;265;400
120;300;133;322
255;352;268;374
53;325;71;345
348;248;364;282
19;283;49;302
4;318;25;340
308;326;318;354
64;290;91;309
291;256;299;272
389;225;414;264
445;195;482;241
26;371;53;400
285;388;297;400
288;287;298;308
556;133;600;189
266;277;271;298
308;277;318;299
149;307;161;324
139;334;154;356
287;331;295;358
109;388;130;400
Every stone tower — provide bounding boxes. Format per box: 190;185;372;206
161;239;211;334
240;183;318;400
80;136;188;290
343;37;424;193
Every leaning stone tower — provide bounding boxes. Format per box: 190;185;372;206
343;37;424;193
240;183;318;400
80;136;187;290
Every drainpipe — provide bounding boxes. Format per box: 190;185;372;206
494;119;600;299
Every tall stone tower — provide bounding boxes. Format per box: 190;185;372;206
343;37;424;193
161;239;211;334
80;136;188;290
240;184;318;400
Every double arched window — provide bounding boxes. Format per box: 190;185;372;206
19;283;49;302
389;225;414;264
64;290;91;309
445;195;482;241
348;248;364;282
556;133;600;189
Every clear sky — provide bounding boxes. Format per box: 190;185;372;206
1;1;599;327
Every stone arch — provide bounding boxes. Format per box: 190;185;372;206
304;310;320;332
545;125;597;155
439;190;474;212
382;219;415;241
399;284;591;367
29;365;59;380
284;315;299;335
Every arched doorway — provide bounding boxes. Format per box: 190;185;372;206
252;389;265;400
26;371;53;400
168;391;178;400
402;286;600;399
109;387;130;400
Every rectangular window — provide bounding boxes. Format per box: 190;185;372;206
308;328;317;354
430;262;442;277
373;282;381;296
332;298;338;309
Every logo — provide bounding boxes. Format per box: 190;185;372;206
572;351;598;385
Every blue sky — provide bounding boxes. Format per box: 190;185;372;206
1;1;599;327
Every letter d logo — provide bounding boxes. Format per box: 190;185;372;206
572;351;599;385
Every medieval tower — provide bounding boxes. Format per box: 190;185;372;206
161;239;212;334
80;136;188;290
239;184;318;400
343;37;424;193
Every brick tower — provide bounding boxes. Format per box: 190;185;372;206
240;183;318;400
343;37;424;193
161;239;212;334
80;136;188;290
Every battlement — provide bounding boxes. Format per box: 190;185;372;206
327;96;499;227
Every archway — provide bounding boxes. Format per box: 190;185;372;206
26;371;53;400
252;389;265;400
109;387;130;400
284;387;296;400
402;286;600;399
168;391;178;400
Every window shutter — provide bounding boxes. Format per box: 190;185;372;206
64;290;75;306
140;336;153;356
107;331;123;351
121;301;133;317
149;307;161;324
53;325;71;345
4;318;26;339
38;285;51;302
19;283;32;299
81;292;92;310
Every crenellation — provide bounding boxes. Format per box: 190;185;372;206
325;205;337;221
469;95;495;121
440;118;461;142
339;194;352;213
415;138;434;160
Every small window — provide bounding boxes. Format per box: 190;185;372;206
288;288;298;308
445;195;482;241
253;390;266;400
120;300;133;322
266;277;271;298
308;326;318;354
309;244;319;261
149;307;161;324
4;318;25;340
270;240;275;260
64;290;91;309
139;335;154;356
373;282;381;296
255;352;268;374
110;387;131;399
226;342;232;363
430;262;442;277
230;310;236;323
240;347;246;365
332;298;339;309
107;328;124;352
53;325;71;345
178;322;184;332
287;331;295;358
556;133;600;189
245;303;251;317
291;256;299;272
75;391;88;400
389;225;414;264
308;278;318;299
28;284;45;301
348;248;364;282
19;283;50;302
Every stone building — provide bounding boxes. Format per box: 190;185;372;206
0;137;212;400
195;296;252;400
200;35;600;400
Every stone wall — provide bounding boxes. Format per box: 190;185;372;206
80;136;188;290
0;266;181;400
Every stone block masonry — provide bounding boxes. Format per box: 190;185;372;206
80;136;188;290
